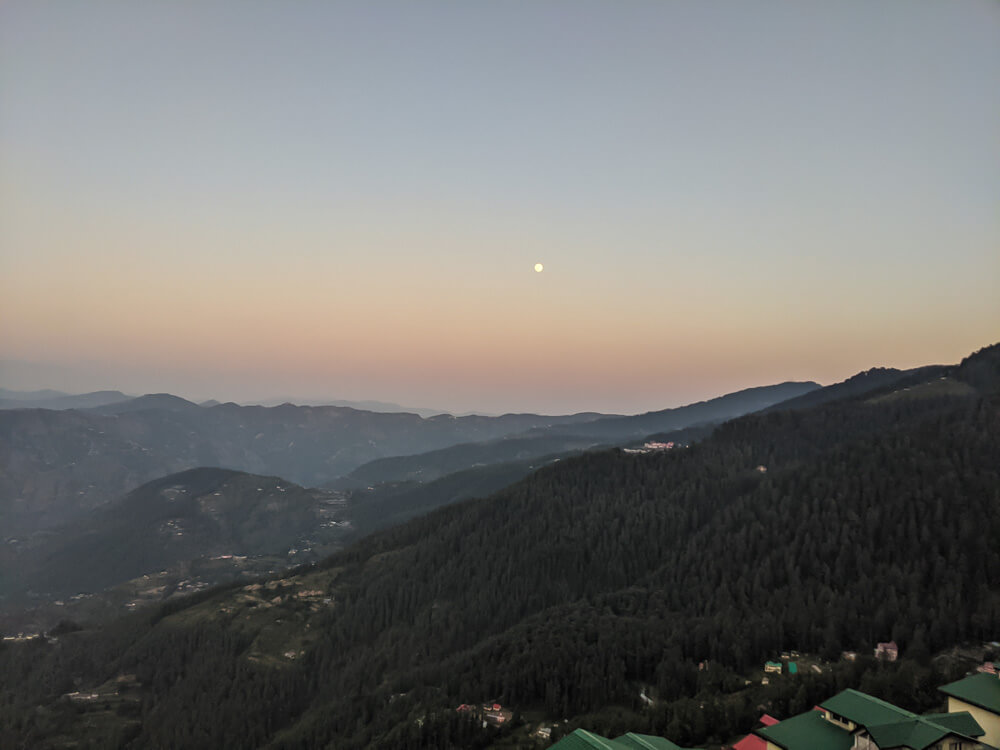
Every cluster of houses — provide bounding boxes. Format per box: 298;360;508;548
764;661;797;674
550;669;1000;750
764;652;801;672
456;701;514;728
2;632;40;642
63;691;100;703
761;644;898;685
750;671;1000;750
761;651;804;685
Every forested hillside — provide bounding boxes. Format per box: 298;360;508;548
1;468;351;602
343;434;603;486
762;365;947;412
343;381;820;487
346;452;570;535
1;344;996;750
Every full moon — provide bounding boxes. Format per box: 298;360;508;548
534;263;544;273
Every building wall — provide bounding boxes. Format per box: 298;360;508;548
948;697;1000;749
822;710;856;732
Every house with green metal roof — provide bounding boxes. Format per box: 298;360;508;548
940;672;1000;749
616;732;702;750
549;728;627;750
754;688;987;750
755;708;853;750
548;728;702;750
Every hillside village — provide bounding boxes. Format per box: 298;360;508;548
434;641;1000;749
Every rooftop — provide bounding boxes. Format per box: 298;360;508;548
867;718;964;750
755;709;853;750
731;735;766;750
549;729;701;750
762;689;984;750
939;672;1000;713
821;689;912;727
550;729;626;750
616;733;698;750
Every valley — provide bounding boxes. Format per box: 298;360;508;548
0;380;815;631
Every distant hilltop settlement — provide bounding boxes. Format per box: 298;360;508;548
622;441;676;454
456;702;513;728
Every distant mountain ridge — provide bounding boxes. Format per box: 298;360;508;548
346;381;822;487
0;382;821;538
91;393;205;415
523;380;821;441
0;389;470;418
0;400;611;535
763;366;948;412
247;397;453;418
0;388;68;401
0;389;132;410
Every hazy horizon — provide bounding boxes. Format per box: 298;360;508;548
0;342;984;416
2;1;998;415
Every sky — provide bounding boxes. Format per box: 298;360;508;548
1;1;998;415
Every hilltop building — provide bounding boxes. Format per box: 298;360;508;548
874;641;899;661
483;702;513;726
755;688;986;750
454;701;512;728
939;672;1000;749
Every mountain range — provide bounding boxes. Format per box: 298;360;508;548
0;380;816;632
0;381;815;538
0;388;449;417
1;343;995;749
0;400;603;535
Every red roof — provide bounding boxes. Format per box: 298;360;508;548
732;735;766;750
731;715;780;750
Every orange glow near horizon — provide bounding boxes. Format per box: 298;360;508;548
3;241;996;414
2;2;998;413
